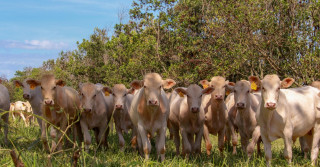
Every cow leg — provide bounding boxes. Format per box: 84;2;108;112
194;127;203;155
1;113;8;145
203;124;212;156
171;124;180;155
50;126;58;152
80;120;91;152
187;133;194;155
229;120;238;155
116;125;125;151
41;121;50;152
247;126;261;157
311;122;320;165
283;129;293;164
156;126;166;162
218;128;225;155
97;126;107;149
137;123;151;160
261;133;272;167
137;132;143;156
19;112;28;127
181;127;191;158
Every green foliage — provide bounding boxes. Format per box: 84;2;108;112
10;0;320;89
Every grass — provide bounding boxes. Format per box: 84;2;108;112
0;116;315;167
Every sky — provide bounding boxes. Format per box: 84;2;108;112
0;0;133;79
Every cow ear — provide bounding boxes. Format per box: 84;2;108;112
102;87;112;96
56;80;65;87
199;80;210;89
163;79;176;89
248;76;261;91
26;79;41;90
13;80;23;88
202;87;215;95
175;87;187;97
311;81;320;90
225;82;235;94
281;78;294;88
130;80;144;90
127;88;135;95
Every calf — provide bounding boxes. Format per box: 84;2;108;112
79;83;112;151
12;101;31;126
129;73;176;162
0;79;10;145
104;84;134;151
250;75;320;166
26;74;81;152
226;80;262;157
14;79;43;130
169;85;214;157
199;76;233;155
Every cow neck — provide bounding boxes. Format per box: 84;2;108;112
239;94;257;128
55;86;66;110
210;96;225;118
259;98;274;141
138;89;162;127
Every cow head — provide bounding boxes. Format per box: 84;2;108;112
131;73;176;106
175;84;214;113
200;76;234;101
26;74;65;106
249;75;294;110
14;79;37;100
227;80;251;110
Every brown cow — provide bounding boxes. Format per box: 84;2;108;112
169;85;214;157
26;74;81;152
79;83;112;151
129;73;176;162
199;76;234;155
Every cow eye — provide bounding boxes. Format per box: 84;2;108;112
234;90;237;93
112;93;115;96
247;90;249;93
144;86;146;88
262;87;265;91
41;86;43;90
93;94;96;98
277;87;280;90
52;86;56;90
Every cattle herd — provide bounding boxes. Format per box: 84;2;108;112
1;73;320;166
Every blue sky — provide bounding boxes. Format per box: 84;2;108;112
0;0;133;79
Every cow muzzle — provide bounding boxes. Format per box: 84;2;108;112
265;102;276;110
214;95;223;100
83;108;92;113
44;99;54;105
236;102;246;109
23;94;31;100
115;104;123;109
191;107;199;113
148;99;159;106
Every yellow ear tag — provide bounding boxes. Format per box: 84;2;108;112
203;84;208;89
30;84;35;90
226;90;230;95
104;91;110;96
178;92;184;97
251;82;257;91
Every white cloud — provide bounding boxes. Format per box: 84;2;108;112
0;40;68;50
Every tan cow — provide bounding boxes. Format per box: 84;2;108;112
129;73;176;162
79;83;112;151
169;85;214;157
26;74;81;152
250;75;320;166
0;79;10;145
199;76;234;155
104;84;134;151
226;80;262;157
